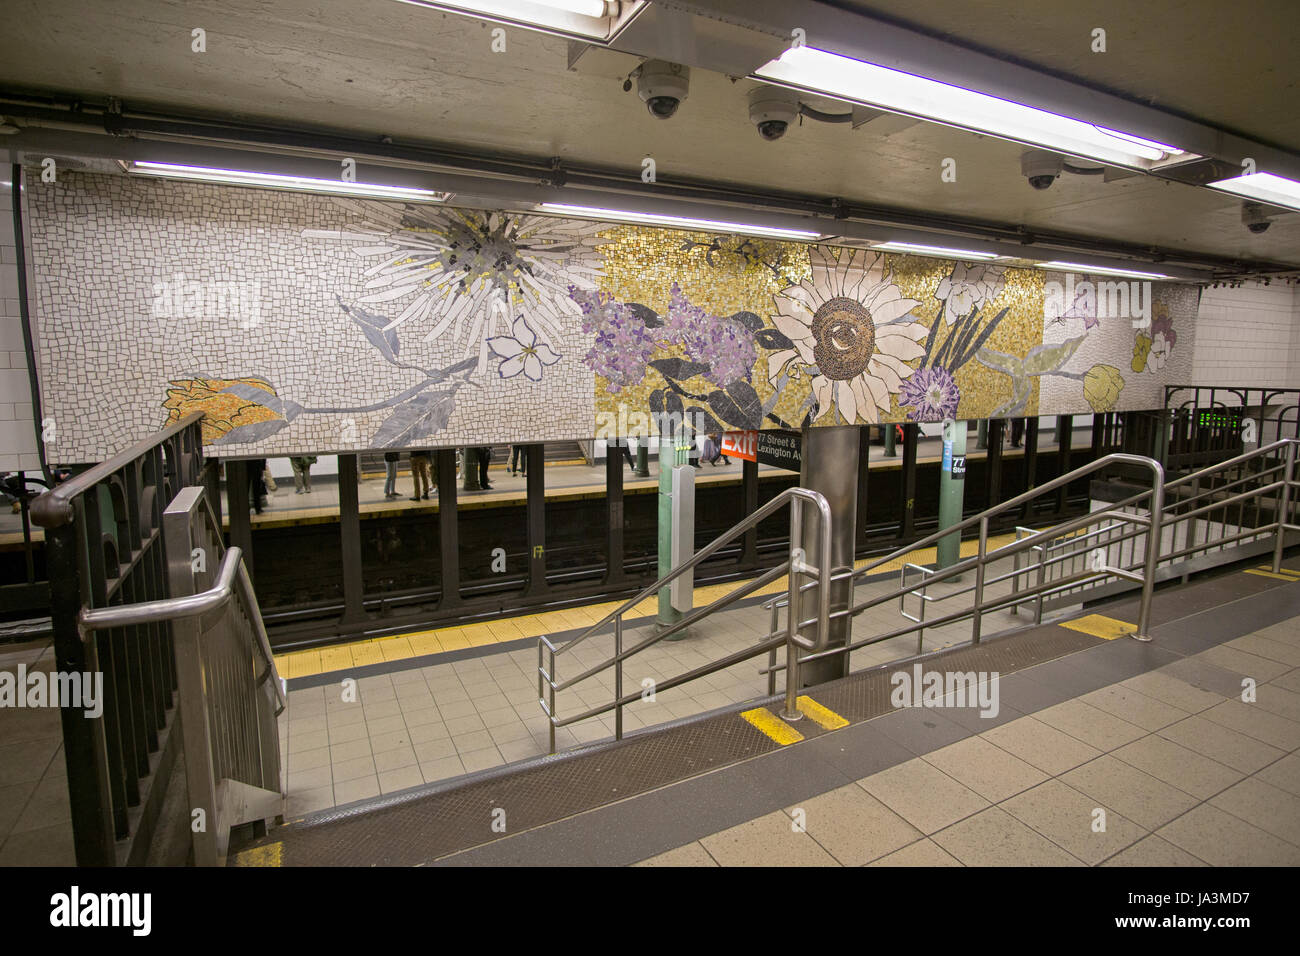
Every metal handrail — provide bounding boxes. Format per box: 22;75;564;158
30;411;204;529
80;548;286;716
850;452;1165;582
538;486;831;753
79;484;286;866
537;439;1298;760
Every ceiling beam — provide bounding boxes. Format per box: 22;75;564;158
5;100;1292;280
648;0;1300;182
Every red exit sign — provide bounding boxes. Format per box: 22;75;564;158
721;430;758;461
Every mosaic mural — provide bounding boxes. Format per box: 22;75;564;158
24;172;1199;461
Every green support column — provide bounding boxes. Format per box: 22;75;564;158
937;419;968;574
976;419;988;450
657;431;687;636
634;440;650;478
883;424;897;457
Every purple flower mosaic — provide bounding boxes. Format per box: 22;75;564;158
570;286;656;393
660;284;757;386
899;365;960;421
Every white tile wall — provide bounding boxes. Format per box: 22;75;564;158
1191;282;1300;388
0;176;40;472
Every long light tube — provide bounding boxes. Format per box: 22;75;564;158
1034;261;1171;280
390;0;620;39
1207;172;1300;212
755;46;1186;169
537;202;822;240
872;241;1000;261
131;162;448;202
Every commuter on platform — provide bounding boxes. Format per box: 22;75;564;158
248;458;268;514
1010;418;1025;449
383;451;401;498
290;455;316;494
509;444;527;476
410;449;432;501
476;446;493;489
703;432;731;466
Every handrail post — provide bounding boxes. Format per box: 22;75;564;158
767;601;779;697
972;516;989;645
781;498;804;722
614;615;624;741
1273;441;1295;573
1134;462;1166;642
1033;544;1046;624
548;643;557;755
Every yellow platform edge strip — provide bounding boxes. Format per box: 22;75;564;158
1058;613;1136;640
230;841;282;867
276;529;1028;681
796;695;849;731
741;707;804;746
1247;567;1300;581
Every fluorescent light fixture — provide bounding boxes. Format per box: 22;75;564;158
390;0;626;40
1207;171;1300;212
755;46;1187;170
872;241;1000;261
131;162;448;202
537;202;822;240
1034;261;1171;280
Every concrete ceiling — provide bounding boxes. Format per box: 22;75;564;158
1;0;1298;271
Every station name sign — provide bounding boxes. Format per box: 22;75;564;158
722;430;802;470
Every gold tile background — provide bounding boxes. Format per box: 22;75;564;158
595;226;812;433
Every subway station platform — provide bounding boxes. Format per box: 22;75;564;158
228;558;1300;867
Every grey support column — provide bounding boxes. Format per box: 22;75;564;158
741;458;759;568
1058;415;1075;512
226;460;252;577
900;423;918;539
435;449;461;611
604;449;626;586
856;426;871;550
338;454;366;627
525;444;546;596
797;424;859;687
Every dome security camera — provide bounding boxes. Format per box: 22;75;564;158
1242;202;1274;235
1020;149;1064;190
748;87;800;141
637;61;689;120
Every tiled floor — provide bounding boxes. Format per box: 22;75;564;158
0;638;74;866
276;547;1060;817
635;616;1300;866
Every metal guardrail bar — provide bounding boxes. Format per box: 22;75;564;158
539;486;832;753
850;452;1164;582
78;547;286;716
30;412;205;529
555;486;831;659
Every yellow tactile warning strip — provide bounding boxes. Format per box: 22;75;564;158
796;695;849;730
273;529;1028;680
1057;613;1137;640
740;706;805;745
1245;565;1300;582
229;842;282;867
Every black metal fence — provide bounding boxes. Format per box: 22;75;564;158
248;417;1116;649
30;412;209;866
1165;386;1300;473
